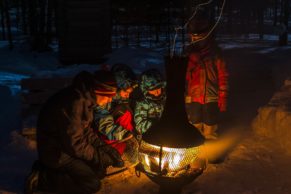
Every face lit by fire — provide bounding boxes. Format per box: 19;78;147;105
96;95;114;106
119;87;133;99
148;88;162;97
189;33;206;43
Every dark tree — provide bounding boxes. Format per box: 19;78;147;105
273;0;278;26
0;0;6;40
279;0;289;46
2;0;13;49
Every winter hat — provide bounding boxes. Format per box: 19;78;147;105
94;70;117;97
73;71;97;93
186;9;211;35
140;69;166;93
111;63;137;90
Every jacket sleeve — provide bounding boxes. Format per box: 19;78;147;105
216;57;229;101
62;98;96;161
134;101;152;134
98;114;129;141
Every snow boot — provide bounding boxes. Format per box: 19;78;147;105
24;160;41;194
203;124;218;140
192;123;204;136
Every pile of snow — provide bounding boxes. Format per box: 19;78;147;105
252;78;291;155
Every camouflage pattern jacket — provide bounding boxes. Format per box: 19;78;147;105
134;99;164;134
93;106;129;141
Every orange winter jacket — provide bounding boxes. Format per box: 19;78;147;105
186;46;228;105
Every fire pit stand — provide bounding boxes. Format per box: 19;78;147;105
136;56;206;194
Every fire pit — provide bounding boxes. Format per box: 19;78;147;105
136;56;205;194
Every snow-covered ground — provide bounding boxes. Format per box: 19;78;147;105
0;34;291;193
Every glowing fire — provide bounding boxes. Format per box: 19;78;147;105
139;141;202;176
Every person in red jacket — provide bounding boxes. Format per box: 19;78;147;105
185;11;228;140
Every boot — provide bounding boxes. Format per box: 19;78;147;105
24;161;40;194
192;123;204;136
203;124;218;140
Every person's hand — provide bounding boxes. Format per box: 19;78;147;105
93;145;124;171
111;103;132;119
103;145;124;167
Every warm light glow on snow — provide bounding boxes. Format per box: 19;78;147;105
198;130;243;162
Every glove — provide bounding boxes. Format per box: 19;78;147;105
218;98;227;112
103;145;124;167
94;144;124;168
92;138;124;168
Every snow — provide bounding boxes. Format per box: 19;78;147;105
252;78;291;155
1;31;291;193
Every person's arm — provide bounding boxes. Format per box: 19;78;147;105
134;101;152;134
217;57;229;112
111;103;133;131
61;97;96;161
97;108;130;141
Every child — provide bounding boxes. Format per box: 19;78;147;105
134;69;166;135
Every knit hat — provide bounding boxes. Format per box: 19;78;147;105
111;63;137;90
186;10;211;35
140;69;166;92
94;70;117;97
140;68;166;101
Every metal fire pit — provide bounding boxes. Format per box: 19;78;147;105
137;140;205;193
136;56;206;193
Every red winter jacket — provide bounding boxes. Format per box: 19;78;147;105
186;46;228;108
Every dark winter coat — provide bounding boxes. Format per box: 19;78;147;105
37;85;98;168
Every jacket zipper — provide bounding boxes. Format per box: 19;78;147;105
201;57;210;104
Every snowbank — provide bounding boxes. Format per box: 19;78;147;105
252;78;291;155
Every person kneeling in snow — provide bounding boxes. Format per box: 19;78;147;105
134;69;166;135
25;71;124;194
93;64;137;155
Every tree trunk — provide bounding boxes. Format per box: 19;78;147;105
226;0;233;34
21;0;27;34
3;0;13;49
258;7;264;40
279;0;289;46
16;0;20;30
37;0;47;51
28;0;38;50
0;1;6;40
167;1;171;55
46;0;54;45
273;0;278;26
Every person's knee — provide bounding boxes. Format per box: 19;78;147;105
80;177;101;194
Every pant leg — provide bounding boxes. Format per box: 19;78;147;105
202;102;219;139
203;102;219;126
186;102;203;124
57;158;102;194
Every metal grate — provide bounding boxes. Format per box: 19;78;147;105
138;140;203;178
